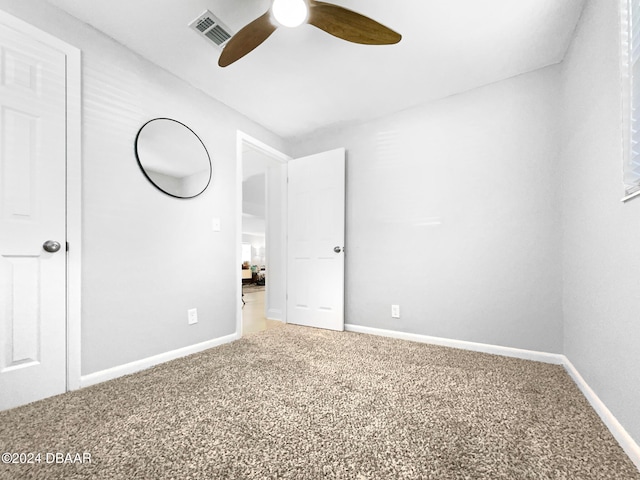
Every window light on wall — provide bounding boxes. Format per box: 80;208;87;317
621;0;640;201
242;243;252;265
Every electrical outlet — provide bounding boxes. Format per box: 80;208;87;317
391;304;400;319
188;308;198;325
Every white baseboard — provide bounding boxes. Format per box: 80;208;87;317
267;308;283;322
345;323;640;472
562;357;640;470
344;324;564;364
79;333;239;388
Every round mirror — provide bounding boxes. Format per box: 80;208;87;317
135;118;212;198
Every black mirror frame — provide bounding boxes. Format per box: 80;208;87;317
134;117;212;199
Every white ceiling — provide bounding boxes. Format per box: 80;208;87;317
43;0;585;140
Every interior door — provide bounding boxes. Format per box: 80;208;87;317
287;148;345;331
0;21;67;410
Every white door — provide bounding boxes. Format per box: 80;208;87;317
0;21;67;410
287;148;345;331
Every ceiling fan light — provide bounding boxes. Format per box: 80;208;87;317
272;0;308;28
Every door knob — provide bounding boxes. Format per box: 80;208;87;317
334;246;342;253
43;240;61;253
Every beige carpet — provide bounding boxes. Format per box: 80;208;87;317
0;325;638;480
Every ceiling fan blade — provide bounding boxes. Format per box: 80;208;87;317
308;1;401;45
219;11;277;67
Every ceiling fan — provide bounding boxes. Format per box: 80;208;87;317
218;0;402;67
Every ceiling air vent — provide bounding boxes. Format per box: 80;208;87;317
189;10;233;49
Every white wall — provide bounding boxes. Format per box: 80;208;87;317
291;65;564;353
560;0;640;445
242;215;266;237
242;174;266;217
0;0;287;376
242;233;266;267
265;160;287;321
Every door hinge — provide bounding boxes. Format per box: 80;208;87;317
66;242;69;252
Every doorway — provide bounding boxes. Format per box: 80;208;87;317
241;149;268;334
236;132;289;336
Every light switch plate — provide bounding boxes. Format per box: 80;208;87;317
212;218;221;232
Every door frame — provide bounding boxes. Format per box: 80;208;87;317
0;10;83;391
235;131;290;336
